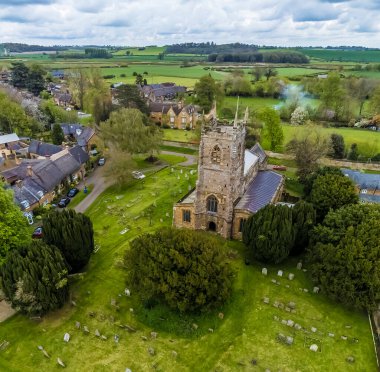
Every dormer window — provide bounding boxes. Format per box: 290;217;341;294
211;145;221;163
20;200;30;209
37;190;44;199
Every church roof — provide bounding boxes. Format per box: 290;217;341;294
236;171;283;213
249;143;267;164
244;149;258;175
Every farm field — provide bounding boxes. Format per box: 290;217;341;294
297;48;380;63
0;165;376;372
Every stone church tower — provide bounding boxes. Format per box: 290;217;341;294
193;109;248;238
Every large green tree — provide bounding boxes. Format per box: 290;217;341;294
243;204;294;264
125;228;233;313
43;209;94;273
194;75;223;113
318;73;346;120
10;62;29;88
1;241;69;315
309;204;380;310
26;64;46;96
309;173;358;221
329;133;345;159
0;185;30;264
113;84;149;116
259;107;283;151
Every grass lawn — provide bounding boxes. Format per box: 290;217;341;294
0;165;376;371
68;184;94;209
160;144;197;155
162;129;199;143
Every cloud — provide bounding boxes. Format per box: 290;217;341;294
0;0;380;47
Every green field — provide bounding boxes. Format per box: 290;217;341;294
299;48;380;63
0;164;376;371
112;47;166;56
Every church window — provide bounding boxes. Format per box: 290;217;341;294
239;218;247;232
207;195;218;213
211;145;221;163
182;210;191;222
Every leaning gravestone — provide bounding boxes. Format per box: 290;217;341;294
288;273;294;280
57;358;66;368
263;297;270;304
262;268;268;276
148;347;155;356
328;333;335;337
311;327;317;333
63;333;70;343
95;329;101;337
150;332;158;339
75;321;81;329
297;262;302;270
277;270;283;277
313;287;320;294
83;326;89;334
286;336;294;345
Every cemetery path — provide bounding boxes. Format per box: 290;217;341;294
161;150;198;166
75;166;113;213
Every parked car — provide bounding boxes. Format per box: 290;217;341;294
132;171;146;179
272;165;287;171
67;187;79;198
58;197;71;208
98;157;106;166
32;226;43;239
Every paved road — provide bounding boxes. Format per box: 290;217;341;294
161;150;198;166
75;166;113;213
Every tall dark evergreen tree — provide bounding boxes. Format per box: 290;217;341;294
291;201;316;255
51;123;65;145
10;62;29;88
1;241;69;315
26;64;46;96
243;204;294;264
43;209;94;273
330;133;345;159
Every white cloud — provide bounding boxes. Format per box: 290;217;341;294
0;0;379;46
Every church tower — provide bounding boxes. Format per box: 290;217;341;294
193;106;247;238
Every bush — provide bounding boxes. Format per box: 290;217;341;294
1;241;69;315
124;228;233;313
43;209;94;273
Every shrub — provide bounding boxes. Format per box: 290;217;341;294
125;228;233;313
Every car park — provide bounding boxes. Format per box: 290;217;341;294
132;171;146;179
67;187;79;198
58;197;71;208
32;226;43;239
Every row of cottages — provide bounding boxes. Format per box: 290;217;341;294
149;102;198;129
342;169;380;203
1;145;88;213
0;133;29;163
140;83;187;103
173;110;284;240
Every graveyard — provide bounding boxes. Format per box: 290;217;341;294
0;165;377;371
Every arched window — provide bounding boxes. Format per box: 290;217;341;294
207;195;218;213
211;145;221;163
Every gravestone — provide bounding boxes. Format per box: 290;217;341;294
273;301;279;308
278;333;286;342
297;262;302;270
328;333;335;337
111;298;116;306
129;308;134;313
150;332;158;339
125;325;136;333
141;336;148;341
286;285;290;288
271;279;277;284
75;321;81;329
341;335;347;340
83;326;89;334
311;327;317;333
192;323;198;330
273;315;279;321
42;350;50;359
288;302;296;309
313;287;320;294
171;351;178;358
346;356;355;363
71;301;77;307
38;345;44;351
125;369;132;372
281;319;287;325
285;307;291;312
57;358;66;368
95;329;101;337
303;288;309;293
277;270;283;277
310;344;318;352
114;334;120;343
63;333;70;342
262;268;268;276
101;335;107;340
148;347;155;356
263;297;270;304
125;288;131;296
278;302;284;309
287;320;295;327
208;328;214;333
288;273;294;281
286;336;294;345
294;324;302;330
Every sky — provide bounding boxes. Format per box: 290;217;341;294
1;0;380;47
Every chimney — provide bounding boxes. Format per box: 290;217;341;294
27;165;33;177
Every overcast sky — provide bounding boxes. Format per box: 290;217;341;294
1;0;380;47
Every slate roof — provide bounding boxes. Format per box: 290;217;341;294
12;178;45;209
341;169;380;190
244;149;258;176
235;171;283;213
69;145;89;163
250;143;267;164
29;140;62;157
76;127;95;147
0;133;19;145
142;83;187;99
360;194;380;203
59;123;82;136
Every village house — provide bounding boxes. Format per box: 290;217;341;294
59;124;97;152
173;109;284;239
342;169;380;203
1;146;89;213
53;91;72;107
0;133;21;161
28;139;62;158
149;102;198;129
140;83;187;102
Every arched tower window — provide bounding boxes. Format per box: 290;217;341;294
207;195;218;213
211;145;221;163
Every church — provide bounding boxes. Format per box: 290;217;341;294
173;108;284;240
